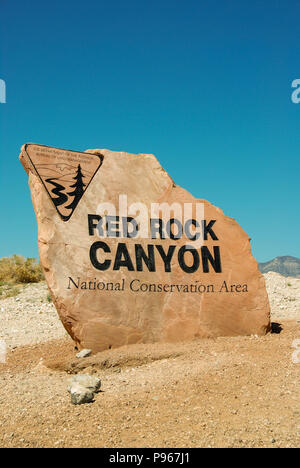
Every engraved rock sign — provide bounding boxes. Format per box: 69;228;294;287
20;144;271;353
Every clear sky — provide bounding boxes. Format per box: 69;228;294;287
0;0;299;262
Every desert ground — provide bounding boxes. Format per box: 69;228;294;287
0;272;299;448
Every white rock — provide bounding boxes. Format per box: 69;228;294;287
69;383;94;405
68;374;101;393
76;349;92;359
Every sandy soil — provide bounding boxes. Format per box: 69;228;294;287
0;274;299;448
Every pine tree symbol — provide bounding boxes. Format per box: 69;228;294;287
65;164;86;212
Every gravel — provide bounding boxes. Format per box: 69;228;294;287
0;273;299;448
0;282;67;348
264;272;300;320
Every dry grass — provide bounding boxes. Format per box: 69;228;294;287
0;255;44;299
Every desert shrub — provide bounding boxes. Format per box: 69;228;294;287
4;286;21;298
0;283;21;299
0;255;44;284
0;257;15;282
47;293;52;302
15;258;44;283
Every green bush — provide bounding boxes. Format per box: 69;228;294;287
47;293;52;302
0;255;44;284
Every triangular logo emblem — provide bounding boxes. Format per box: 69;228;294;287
22;144;103;221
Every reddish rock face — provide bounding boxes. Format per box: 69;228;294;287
20;143;271;352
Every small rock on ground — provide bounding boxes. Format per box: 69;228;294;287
68;374;101;393
69;384;94;405
76;349;92;359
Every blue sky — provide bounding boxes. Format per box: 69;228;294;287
0;0;299;262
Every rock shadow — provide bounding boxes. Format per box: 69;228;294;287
271;322;283;334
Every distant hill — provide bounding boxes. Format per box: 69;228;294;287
259;256;300;278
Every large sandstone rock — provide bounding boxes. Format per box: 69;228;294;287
20;144;271;352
